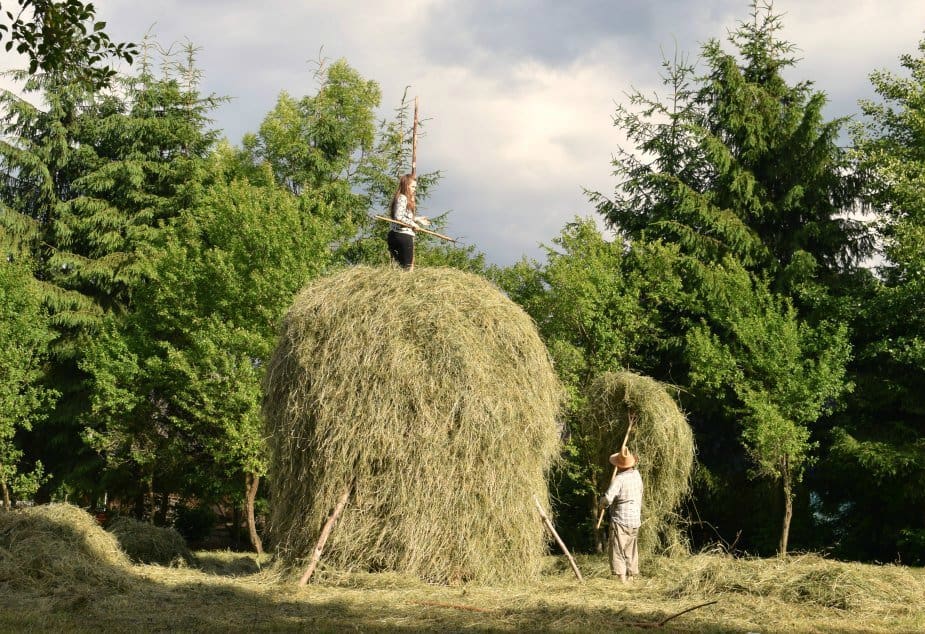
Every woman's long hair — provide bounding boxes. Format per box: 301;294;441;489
390;173;416;216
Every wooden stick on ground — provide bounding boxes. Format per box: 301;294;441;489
596;410;637;530
631;600;718;629
298;485;352;586
374;215;457;243
410;600;494;614
533;494;583;582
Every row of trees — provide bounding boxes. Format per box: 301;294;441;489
1;1;923;563
498;3;925;562
0;26;478;549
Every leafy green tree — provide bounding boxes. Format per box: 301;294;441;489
0;259;55;508
815;37;925;562
0;0;136;86
242;58;380;233
685;257;850;554
81;140;342;546
244;59;382;263
497;218;683;399
0;41;220;496
242;63;480;271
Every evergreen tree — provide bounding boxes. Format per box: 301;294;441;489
589;1;859;554
0;41;220;496
593;3;868;287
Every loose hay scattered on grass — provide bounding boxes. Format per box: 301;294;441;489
107;516;194;566
660;552;924;613
0;503;131;591
580;371;695;556
263;266;564;584
2;541;923;632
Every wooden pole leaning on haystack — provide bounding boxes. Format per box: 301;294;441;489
533;494;583;582
298;484;353;586
595;410;637;530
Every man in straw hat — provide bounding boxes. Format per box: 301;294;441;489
600;447;643;582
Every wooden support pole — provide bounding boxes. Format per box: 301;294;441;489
411;96;419;176
596;411;636;530
396;87;410;179
533;495;583;582
298;485;352;587
374;215;456;243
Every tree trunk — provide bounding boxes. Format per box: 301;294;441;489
1;477;10;511
245;472;263;555
156;491;170;525
778;460;793;557
232;504;241;548
134;486;146;519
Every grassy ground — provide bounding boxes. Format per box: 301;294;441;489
3;550;923;633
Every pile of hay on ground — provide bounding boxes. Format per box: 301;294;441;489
263;266;563;584
660;552;924;613
107;516;194;566
580;371;694;556
0;503;131;591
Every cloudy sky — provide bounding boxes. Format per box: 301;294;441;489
8;1;925;265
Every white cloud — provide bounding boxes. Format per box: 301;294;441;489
5;0;924;265
778;1;925;114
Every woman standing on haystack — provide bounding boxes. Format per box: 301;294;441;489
387;173;429;270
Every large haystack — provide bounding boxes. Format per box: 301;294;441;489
0;503;131;590
581;371;694;556
263;266;563;583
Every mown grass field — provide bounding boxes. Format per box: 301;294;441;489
4;550;924;633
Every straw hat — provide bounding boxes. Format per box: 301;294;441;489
609;447;637;469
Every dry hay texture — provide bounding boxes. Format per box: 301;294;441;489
263;266;563;583
660;552;924;614
0;503;131;591
107;516;194;566
581;371;694;557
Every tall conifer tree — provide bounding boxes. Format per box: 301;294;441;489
590;1;859;554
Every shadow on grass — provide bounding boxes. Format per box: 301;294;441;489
5;564;741;634
191;551;264;577
0;514;738;633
